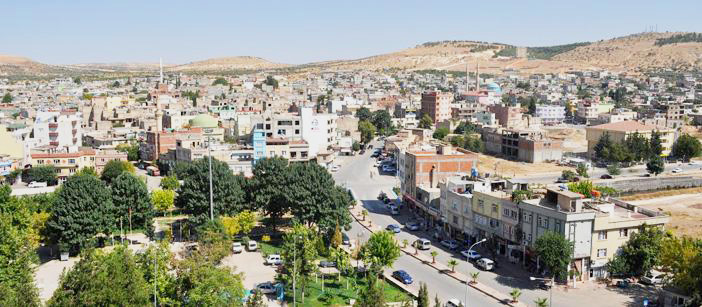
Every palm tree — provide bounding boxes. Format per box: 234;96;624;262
447;259;458;273
402;239;409;248
430;250;438;264
534;298;548;307
509;289;522;303
413;242;418;255
470;272;480;284
361;209;368;221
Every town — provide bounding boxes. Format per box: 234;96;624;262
2;3;702;307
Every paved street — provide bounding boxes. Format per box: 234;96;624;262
333;141;653;306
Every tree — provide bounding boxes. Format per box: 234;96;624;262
353;277;386;307
646;155;665;176
608;225;667;277
212;77;228;86
26;165;58;185
135;241;175;305
576;163;589;178
432;127;449;140
172;257;245;306
249;157;291;229
116;142;140;161
46;173;114;253
509;289;522;303
434;294;442;307
593;132;613;161
352;141;361;152
607;163;621;176
417;282;429;307
418;113;433;129
534;231;574;280
100;159;135;184
160;175;180;190
111;172;154;238
48;247;150;306
280;224;318;303
447;259;458;273
264;76;279;89
671;133;702;162
2;93;12;103
247;289;266;307
175;157;246;225
649;130;663;157
624;132;650;162
331;223;343;248
470;272;479;284
659;235;702;299
73;77;81;84
358;120;376;145
360;230;401;274
151;189;175;215
355;107;372;122
220;210;256;237
534;298;549;307
287;162;352;237
372;110;393;135
454;121;477;134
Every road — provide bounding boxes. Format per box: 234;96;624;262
516;161;702;184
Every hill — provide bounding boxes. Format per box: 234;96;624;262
0;54;76;77
170;56;289;72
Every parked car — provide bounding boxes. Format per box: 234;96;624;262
371;152;380;158
330;165;340;172
232;242;243;253
405;221;420;231
389;205;400;215
460;249;481;261
475;258;495;271
672;167;683;173
255;282;277;294
600;174;613;179
247;240;258;252
342;233;350;245
440;239;459;250
28;181;47;188
319;261;337;268
445;299;463;307
641;270;666;285
266;254;282;265
386;224;401;233
414;239;431;250
392;270;413;284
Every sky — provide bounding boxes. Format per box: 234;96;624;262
1;0;700;65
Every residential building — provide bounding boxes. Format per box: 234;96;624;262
94;149;128;173
31;110;82;149
585;121;675;158
535;105;566;125
483;128;563;163
29;148;96;182
421;92;452;123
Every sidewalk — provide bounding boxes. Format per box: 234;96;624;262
348;204;525;307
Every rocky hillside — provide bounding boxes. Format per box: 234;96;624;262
170;56;288;72
0;55;74;77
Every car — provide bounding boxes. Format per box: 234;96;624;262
641;270;666;285
255;282;276;294
460;249;481;261
371;152;380;158
374;160;381;167
555;178;570;183
342;233;350;245
247;240;258;252
475;258;495;271
389;205;400;215
319;261;337;268
405;221;420;231
232;242;243;253
392;270;413;284
600;174;613;179
330;165;340;172
445;299;463;307
414;239;431;250
265;254;282;265
440;239;459;250
386;224;401;233
28;181;47;188
672;167;683;173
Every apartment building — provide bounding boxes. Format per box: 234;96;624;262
94;149;128;173
483;128;563;163
488;104;524;128
421;92;452;123
439;176;492;240
30;148;96;182
585;121;675;159
535;105;566;125
472;190;516;253
31;110;82;149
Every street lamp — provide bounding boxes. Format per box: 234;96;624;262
465;238;487;306
190;115;217;221
530;276;554;307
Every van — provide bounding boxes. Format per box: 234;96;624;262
415;239;431;250
247;240;258;252
476;258;494;271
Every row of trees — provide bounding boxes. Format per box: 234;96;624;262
356;107;395;138
596;131;702;164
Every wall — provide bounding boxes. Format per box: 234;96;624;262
596;176;702;193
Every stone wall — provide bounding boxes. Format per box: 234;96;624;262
596;176;702;193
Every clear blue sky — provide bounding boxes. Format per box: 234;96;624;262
2;0;700;65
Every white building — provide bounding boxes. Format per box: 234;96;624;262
301;107;337;157
535;105;566;125
31;110;82;150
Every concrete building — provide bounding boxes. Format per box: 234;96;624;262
440;176;493;240
94;149;128;173
29;148;96;182
489;104;523;128
585;121;675;158
535;105;566;125
31;110;82;149
421;92;452;123
483;128;563;163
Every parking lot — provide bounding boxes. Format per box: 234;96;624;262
219;247;280;306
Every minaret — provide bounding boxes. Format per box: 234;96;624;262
159;57;164;84
475;60;480;91
465;62;469;93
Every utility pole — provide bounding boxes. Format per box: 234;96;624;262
154;252;158;307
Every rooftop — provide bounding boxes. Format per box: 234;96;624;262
588;120;666;132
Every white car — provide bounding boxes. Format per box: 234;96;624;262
445;299;463;307
330;165;340;172
440;239;459;250
460;249;481;261
255;282;276;294
640;270;666;285
28;181;47;188
476;258;495;271
232;242;243;253
247;240;258;251
672;167;683;173
265;254;282;265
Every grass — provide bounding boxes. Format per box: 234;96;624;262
285;274;409;306
259;239;283;256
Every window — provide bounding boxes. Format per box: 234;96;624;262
295;129;300;135
54;159;60;164
291;152;297;158
37;160;44;164
555;221;561;232
503;208;510;217
619;228;628;237
281;151;287;156
598;231;607;240
527;234;532;243
69;168;76;173
68;159;76;164
453;216;458;224
452;201;457;210
491;204;498;213
269;151;275;156
597;248;607;258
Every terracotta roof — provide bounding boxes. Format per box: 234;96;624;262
589;120;665;132
31;149;96;159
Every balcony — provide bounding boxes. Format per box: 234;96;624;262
72;129;78;135
48;123;58;129
49;131;58;137
71;120;77;127
49;141;59;147
73;138;78;144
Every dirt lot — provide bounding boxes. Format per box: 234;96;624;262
544;126;588;153
476;154;571;177
625;190;702;237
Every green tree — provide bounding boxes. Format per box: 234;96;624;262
447;259;458;272
247;289;266;307
360;230;401;275
160;175;180;190
534;231;574;280
331;223;343;248
100;159;135;184
352;141;361;152
46;173;114;253
280;224;319;303
358;120;376;144
151;189;175;215
607;163;621;176
372;110;393;135
509;289;522;303
287;163;352;237
646;155;665;176
417;282;429;307
111;172;155;238
220;210;256;237
73;77;81;84
432;127;449;140
576;163;589;178
2;93;12;103
434;294;442;307
212;77;228;86
593;132;613;162
135;241;177;306
249;157;291;229
418;113;433;129
353;277;386;307
48;246;150;306
175;158;246;225
27;165;58;185
172;256;245;306
453;121;477;134
355;107;372;122
534;298;549;307
265;76;279;89
659;235;702;299
671;133;702;162
116;142;140;161
609;225;667;277
624;132;650;162
649;130;663;157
